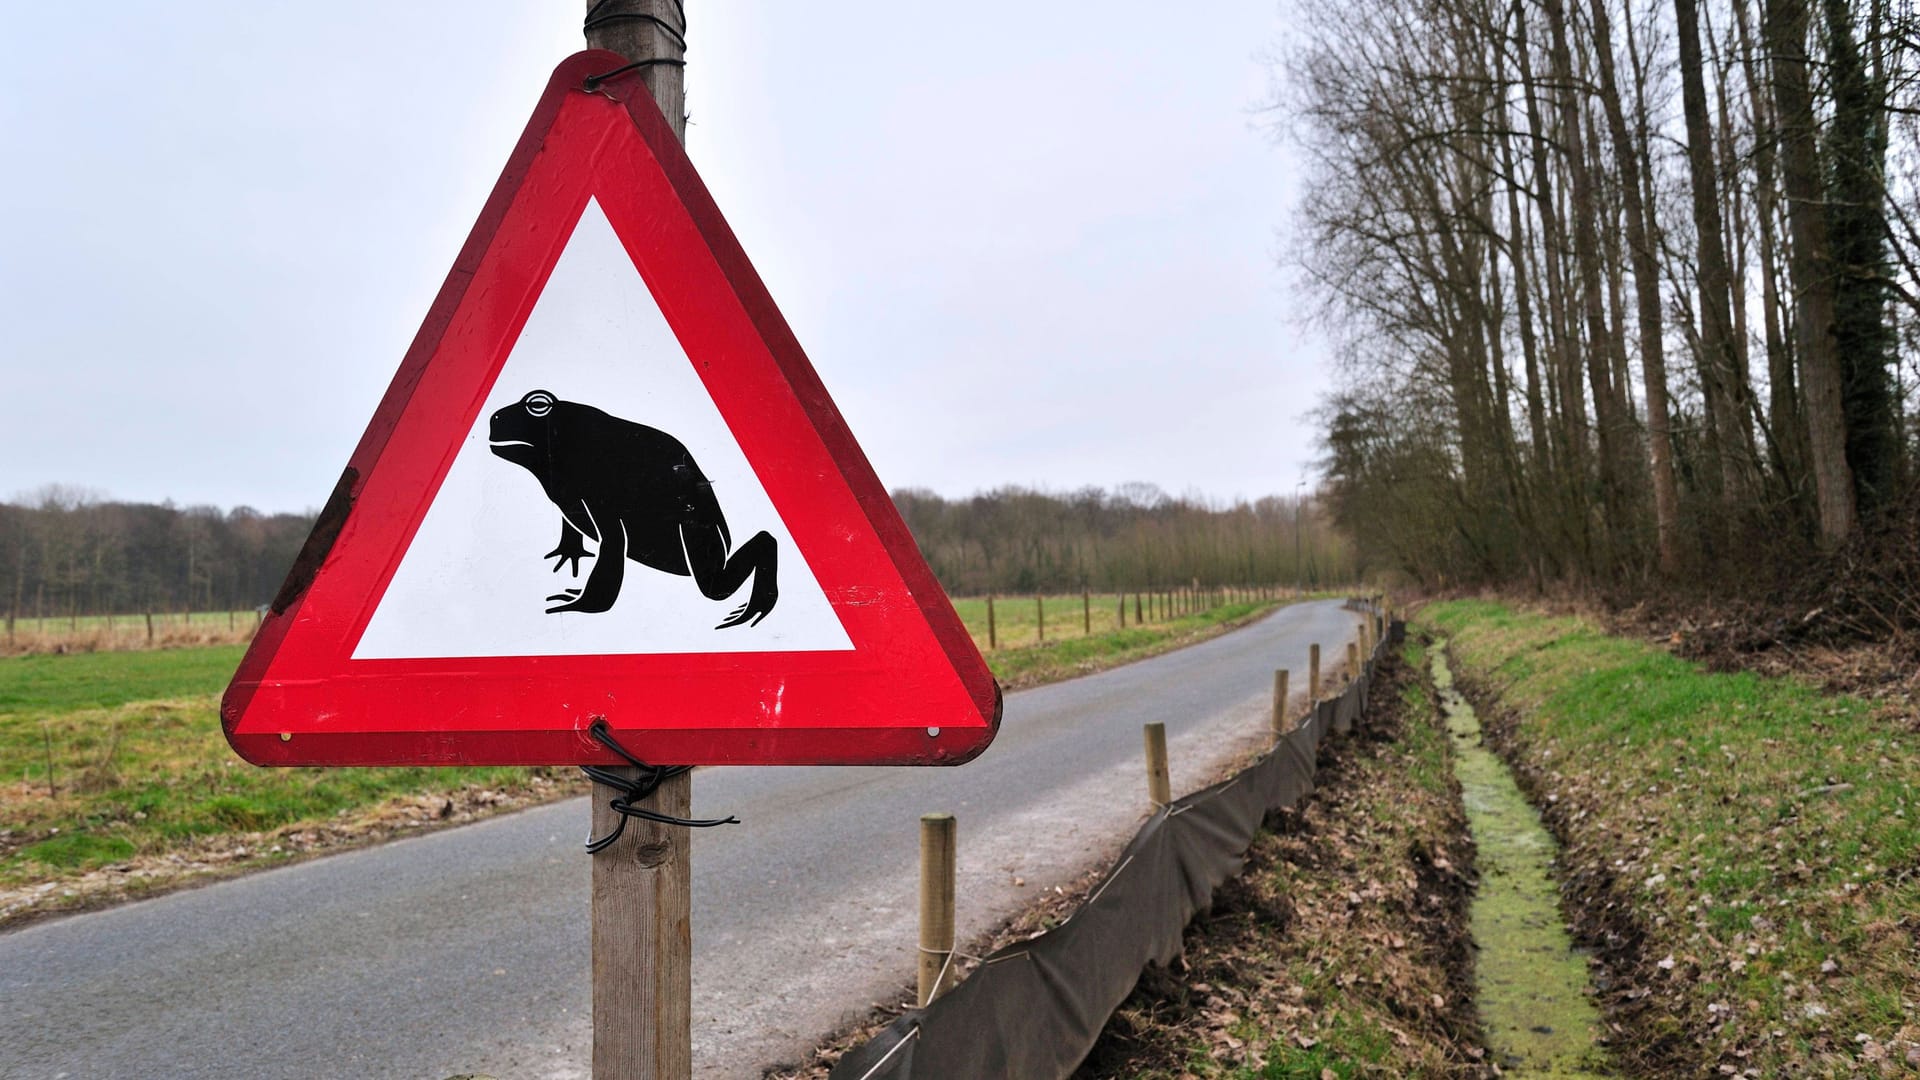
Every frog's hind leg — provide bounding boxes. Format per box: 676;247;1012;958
680;523;778;629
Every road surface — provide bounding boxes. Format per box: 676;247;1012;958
0;600;1360;1080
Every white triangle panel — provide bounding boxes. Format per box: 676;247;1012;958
353;200;853;659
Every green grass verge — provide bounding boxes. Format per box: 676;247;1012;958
1;680;543;893
1424;599;1920;1076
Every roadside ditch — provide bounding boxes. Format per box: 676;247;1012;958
1430;599;1920;1077
1431;643;1610;1077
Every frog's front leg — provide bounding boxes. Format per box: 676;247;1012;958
544;519;592;577
547;521;626;613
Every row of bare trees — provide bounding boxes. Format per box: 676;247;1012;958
892;484;1353;594
1284;0;1917;586
2;483;1346;621
0;488;313;623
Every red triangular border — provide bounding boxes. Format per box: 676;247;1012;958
222;52;1000;767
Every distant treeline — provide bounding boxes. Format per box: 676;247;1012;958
1;488;313;621
0;482;1347;621
892;484;1352;595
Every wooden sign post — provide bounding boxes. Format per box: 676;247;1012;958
585;6;692;1077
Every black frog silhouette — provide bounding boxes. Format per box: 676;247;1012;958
488;389;778;628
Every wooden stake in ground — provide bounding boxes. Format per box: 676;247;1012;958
986;595;997;650
1036;595;1045;643
584;6;692;1078
1143;722;1171;808
918;813;957;1006
1272;669;1290;737
1347;641;1359;682
1309;643;1321;701
1083;589;1091;635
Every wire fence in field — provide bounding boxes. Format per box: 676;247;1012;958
950;584;1306;651
3;609;263;656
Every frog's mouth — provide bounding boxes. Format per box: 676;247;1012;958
488;438;535;464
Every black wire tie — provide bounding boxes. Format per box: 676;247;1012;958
581;718;737;854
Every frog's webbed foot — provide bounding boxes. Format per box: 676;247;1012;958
682;524;778;629
544;522;593;577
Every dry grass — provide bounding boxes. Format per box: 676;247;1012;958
3;611;260;657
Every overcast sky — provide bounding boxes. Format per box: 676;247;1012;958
0;2;1328;514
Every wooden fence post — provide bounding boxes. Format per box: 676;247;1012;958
1083;590;1091;635
145;612;154;644
1135;592;1143;625
918;813;957;1006
1036;595;1045;643
1118;594;1126;629
1309;643;1321;700
986;595;997;650
1347;641;1359;682
1143;723;1171;808
1272;669;1290;737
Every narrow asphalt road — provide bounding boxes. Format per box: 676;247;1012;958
0;601;1361;1080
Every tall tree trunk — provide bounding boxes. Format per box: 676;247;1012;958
1733;0;1807;501
1675;0;1758;511
1590;0;1681;572
1821;0;1899;519
1765;0;1858;544
1545;0;1622;566
1513;0;1592;566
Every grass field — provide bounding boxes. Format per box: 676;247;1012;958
0;588;1304;924
0;644;549;922
1424;599;1920;1076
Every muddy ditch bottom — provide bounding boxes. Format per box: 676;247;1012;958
1431;645;1609;1077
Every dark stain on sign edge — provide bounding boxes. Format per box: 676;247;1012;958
271;466;358;615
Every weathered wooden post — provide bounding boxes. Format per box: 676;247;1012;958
1083;589;1091;635
1272;669;1290;737
585;6;692;1077
918;812;957;1006
1347;640;1359;682
1036;595;1045;643
1117;594;1126;629
1309;643;1321;700
986;595;997;650
1143;722;1171;808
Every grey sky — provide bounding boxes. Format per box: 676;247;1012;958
0;2;1328;514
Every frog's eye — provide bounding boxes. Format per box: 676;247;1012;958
522;390;555;417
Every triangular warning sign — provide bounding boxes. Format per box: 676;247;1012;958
223;52;1000;767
